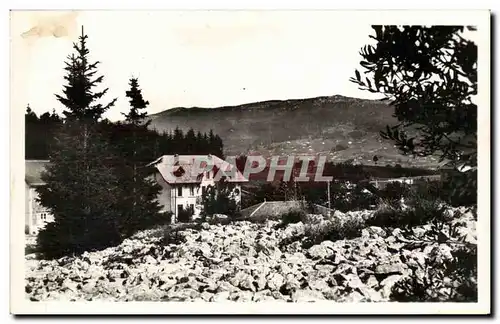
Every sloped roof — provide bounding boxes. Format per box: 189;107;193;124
25;160;50;186
149;155;248;184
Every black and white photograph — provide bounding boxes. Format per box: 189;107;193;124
9;9;491;315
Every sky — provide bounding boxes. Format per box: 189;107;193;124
10;10;478;121
11;10;387;121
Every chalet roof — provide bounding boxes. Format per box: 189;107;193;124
149;154;248;185
25;160;50;186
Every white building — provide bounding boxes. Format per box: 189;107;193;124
369;174;442;190
25;160;54;235
149;154;248;222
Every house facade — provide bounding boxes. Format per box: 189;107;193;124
25;160;54;235
149;154;248;222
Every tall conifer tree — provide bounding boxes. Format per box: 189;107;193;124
37;27;122;259
119;77;163;234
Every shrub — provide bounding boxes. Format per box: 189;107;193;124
139;211;173;228
345;185;378;211
380;181;412;206
206;216;233;226
374;200;446;229
200;177;240;220
301;217;364;248
157;223;202;246
37;221;122;260
329;217;364;241
281;209;306;225
177;206;194;223
160;229;187;246
367;193;450;230
367;178;453;230
391;244;477;302
327;181;377;212
411;172;476;209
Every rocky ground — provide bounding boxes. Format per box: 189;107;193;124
25;208;476;302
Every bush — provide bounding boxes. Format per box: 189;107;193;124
326;181;377;213
380;181;412;206
177;206;194;223
367;196;448;230
301;217;365;248
37;221;122;260
391;244;477;302
411;172;477;208
281;209;306;226
200;178;240;220
157;223;203;246
329;217;364;241
160;229;187;246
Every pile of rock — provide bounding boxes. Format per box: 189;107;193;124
25;207;476;302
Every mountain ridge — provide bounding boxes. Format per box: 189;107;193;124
147;95;439;168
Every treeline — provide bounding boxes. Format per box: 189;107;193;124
26;113;224;162
25;108;61;160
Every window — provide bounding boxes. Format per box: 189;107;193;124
177;186;182;197
189;186;195;196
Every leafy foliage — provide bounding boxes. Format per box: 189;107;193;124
200;178;241;220
351;26;476;165
280;209;306;226
301;217;365;249
177;205;195;223
379;181;412;206
391;244;477;302
367;185;448;230
351;25;477;207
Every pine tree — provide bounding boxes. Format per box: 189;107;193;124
25;104;39;159
123;77;150;127
185;128;196;154
36;27;123;259
208;129;216;154
195;131;204;154
25;106;63;159
172;127;184;154
25;104;38;123
214;134;224;158
118;77;163;235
